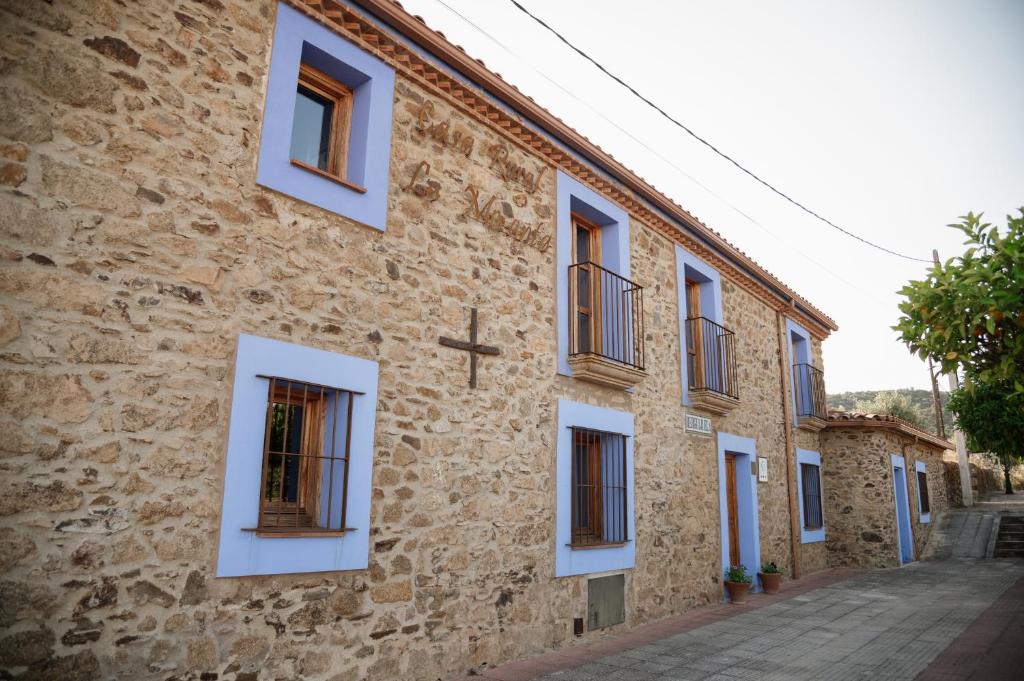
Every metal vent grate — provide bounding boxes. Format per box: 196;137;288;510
587;573;625;630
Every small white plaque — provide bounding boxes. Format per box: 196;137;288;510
757;456;768;482
684;412;712;436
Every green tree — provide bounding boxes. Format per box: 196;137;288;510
894;210;1024;399
947;380;1024;494
853;391;927;430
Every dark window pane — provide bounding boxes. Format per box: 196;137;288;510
264;452;283;502
918;471;930;513
577;312;590;353
801;463;822;529
576;267;590;306
575;225;590;263
290;85;334;171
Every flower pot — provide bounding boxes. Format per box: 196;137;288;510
724;580;751;604
758;572;782;594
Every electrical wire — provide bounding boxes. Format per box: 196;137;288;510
506;0;932;264
428;0;896;308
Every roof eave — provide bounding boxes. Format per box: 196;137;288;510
825;418;953;451
350;0;838;333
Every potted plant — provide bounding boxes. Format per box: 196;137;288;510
758;562;783;594
723;564;752;603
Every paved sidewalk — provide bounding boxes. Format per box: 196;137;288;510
916;573;1024;680
460;568;860;681
522;558;1024;681
464;498;1024;681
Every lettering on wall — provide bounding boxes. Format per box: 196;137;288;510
486;143;548;194
684;412;712;436
404;97;556;254
413;100;475;157
400;160;441;202
463;185;551;253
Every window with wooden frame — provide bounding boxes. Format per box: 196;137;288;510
684;279;702;389
570;427;628;548
800;463;823;530
917;470;930;514
256;376;354;536
571;214;602;356
289;63;354;186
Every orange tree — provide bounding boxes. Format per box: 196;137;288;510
894;209;1024;399
947;380;1023;494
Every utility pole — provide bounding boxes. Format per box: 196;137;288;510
934;249;974;506
927;359;946;439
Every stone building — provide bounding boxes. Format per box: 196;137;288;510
0;1;957;679
821;411;953;568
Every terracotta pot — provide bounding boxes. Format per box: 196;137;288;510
724;580;751;604
758;572;782;594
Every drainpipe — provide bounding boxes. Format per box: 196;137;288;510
776;310;801;579
900;438;919;561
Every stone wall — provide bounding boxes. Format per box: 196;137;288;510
0;1;832;680
820;427;950;568
970;455;1024;497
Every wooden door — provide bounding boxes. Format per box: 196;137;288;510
572;214;601;355
725;454;740;567
684;279;702;389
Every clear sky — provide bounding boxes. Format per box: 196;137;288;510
397;0;1024;393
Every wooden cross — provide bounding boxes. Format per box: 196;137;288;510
438;307;500;389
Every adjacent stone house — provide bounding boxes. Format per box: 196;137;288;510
821;412;952;568
0;1;957;679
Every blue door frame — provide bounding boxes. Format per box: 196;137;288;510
891;454;914;564
718;433;761;596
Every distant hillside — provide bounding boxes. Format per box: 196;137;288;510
826;388;953;437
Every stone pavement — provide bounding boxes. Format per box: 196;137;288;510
466;499;1024;681
916;572;1024;680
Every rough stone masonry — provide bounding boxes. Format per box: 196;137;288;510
0;1;948;680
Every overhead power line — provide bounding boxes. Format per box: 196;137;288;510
506;0;932;264
429;0;893;308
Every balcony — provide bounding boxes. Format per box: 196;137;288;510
567;261;646;390
793;363;827;431
684;316;739;416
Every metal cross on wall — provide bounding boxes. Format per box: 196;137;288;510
438;307;501;389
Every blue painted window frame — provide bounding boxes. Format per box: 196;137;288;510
555;170;631;377
216;334;379;577
796;448;826;544
915;460;931;524
257;2;395;231
675;246;723;405
555;398;635;577
717;432;761;593
786;319;813;425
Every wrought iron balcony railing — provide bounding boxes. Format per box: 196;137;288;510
793;363;827;420
568;261;645;371
684;316;738;400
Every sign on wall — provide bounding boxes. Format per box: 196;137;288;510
684;412;712;436
757;456;768;483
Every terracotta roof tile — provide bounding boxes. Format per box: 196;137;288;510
826;410;953;451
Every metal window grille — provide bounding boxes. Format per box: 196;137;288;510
570;427;628;547
792;363;827;420
683;316;738;398
567;261;645;371
918;471;930;513
256;376;354;534
800;463;823;529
